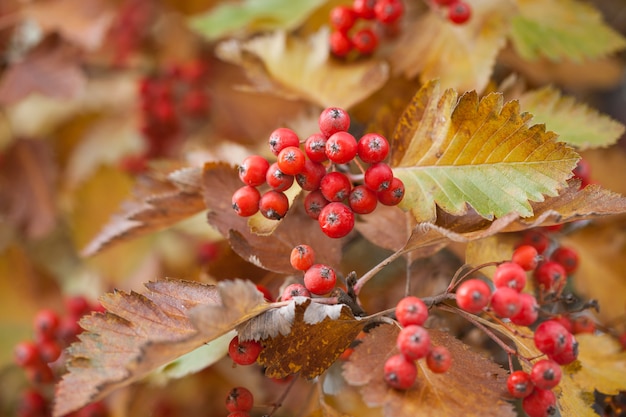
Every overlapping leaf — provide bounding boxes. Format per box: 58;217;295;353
509;0;626;63
391;80;580;223
519;86;625;150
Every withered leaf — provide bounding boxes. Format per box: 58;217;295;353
82;166;205;256
257;298;365;379
343;325;514;417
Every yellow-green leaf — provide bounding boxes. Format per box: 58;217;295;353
519;86;625;150
509;0;626;62
392;80;580;223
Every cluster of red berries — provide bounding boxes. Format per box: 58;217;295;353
232;107;405;239
383;296;452;389
14;296;108;417
225;386;254;417
432;0;472;25
120;59;211;174
110;0;154;67
329;0;404;58
285;244;339;296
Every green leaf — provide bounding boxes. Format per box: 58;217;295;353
519;86;625;150
188;0;326;41
509;0;626;62
391;80;580;223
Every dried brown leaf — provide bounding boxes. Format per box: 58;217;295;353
354;205;412;253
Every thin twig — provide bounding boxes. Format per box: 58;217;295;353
263;374;300;417
446;261;502;293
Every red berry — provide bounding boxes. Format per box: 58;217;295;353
493;262;527;292
550;246;579;274
281;283;311;301
304;190;330;219
228;336;263;365
571;316;595;334
490;287;522;318
520;230;550;254
348;185;378;214
325;132;358;164
14;341;40;368
34;309;60;341
395;296;429;327
384;353;417;390
377;177;404;206
304;133;328;163
259;190;289;220
256;285;274;302
397;325;431;360
512;245;540;271
182;90;210;117
374;0;404;24
448;1;471;25
18;389;47;417
352;28;379;55
65;295;92;318
38;339;62;363
364;162;394;192
522;388;557;417
510;293;539;326
26;363;55;384
226;386;254;412
269;127;300;155
290;244;316;271
304;264;337;295
534;320;570;356
533;261;567;292
507;370;534;398
320;172;352;202
552;315;573;333
238;155;270;187
58;316;83;343
357;133;390;164
426;345;452;373
232;185;261;217
618;333;626;350
353;0;377;19
548;332;578;365
329;30;353;58
572;158;591;188
266;163;294;192
296;159;326;191
455;279;491;314
277;146;306;176
319;107;350;138
318;202;355;238
330;6;357;32
530;359;562;390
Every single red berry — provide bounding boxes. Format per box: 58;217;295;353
319;107;351;138
269;127;300;155
259;190;289;220
325;132;358;164
618;332;626;350
296;159;326;191
256;285;274;302
304;133;328;163
232;185;261;217
290;244;316;271
512;244;540;271
14;341;41;368
349;185;378;214
534;320;570;356
25;362;55;384
548;332;578;365
374;0;404;24
33;309;60;341
395;296;429;327
533;261;567;292
352;28;379;55
197;241;219;264
510;293;539;326
318;202;355;238
550;246;579;274
377;177;404;206
320;172;352;202
448;1;471;25
266;162;294;192
530;359;562;390
353;0;377;19
397;325;431;360
17;389;47;417
426;345;452;373
571;316;595;334
277;146;306;176
572;158;591;188
490;287;522;318
330;6;357;32
304;190;330;219
238;155;270;187
493;262;527;292
226;386;254;412
522;388;557;417
357;133;390;164
507;370;534;398
281;283;311;301
364;162;394;192
38;339;62;363
65;295;92;318
58;316;83;344
304;264;337;295
384;353;417;390
329;30;353;58
520;230;550;254
228;336;263;365
179;59;209;84
455;279;491;314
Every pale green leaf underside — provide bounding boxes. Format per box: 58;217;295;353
189;0;326;41
509;0;626;62
519;86;625;150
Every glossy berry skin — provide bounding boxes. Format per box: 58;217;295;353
259;190;289;220
304;264;337;295
426;345;451;373
397;325;431;360
296;159;326;191
490;287;522;318
290;244;316;271
281;283;311;301
330;6;357;32
374;0;404;24
395;296;429;327
364;162;394;192
226;386;254;412
353;0;377;19
550;246;579;274
358;133;390;163
493;262;527;292
352;28;379;55
228;336;262;365
329;30;352;58
377;177;405;206
349;185;378;214
269;127;300;155
548;332;578;365
571;316;595;334
232;186;261;217
512;244;540;271
522;388;557;417
238;155;270;187
507;371;534;398
277;146;306;176
455;279;491;314
520;230;550;254
319;107;350;138
320;172;352;202
533;261;567;292
531;359;562;390
266;163;294;192
304;133;328;163
318;202;355;238
325;132;358;164
510;293;539;326
534;320;570;356
34;309;60;341
384;353;417;390
448;1;471;25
